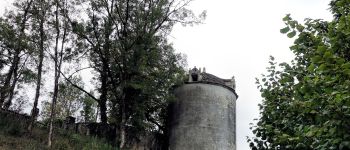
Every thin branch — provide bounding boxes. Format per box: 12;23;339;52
151;0;193;35
60;71;99;102
44;46;99;102
15;54;30;79
67;67;93;79
64;11;97;48
145;111;165;132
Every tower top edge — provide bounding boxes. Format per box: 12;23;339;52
183;81;239;99
185;66;238;99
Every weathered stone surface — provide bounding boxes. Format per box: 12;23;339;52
169;83;237;150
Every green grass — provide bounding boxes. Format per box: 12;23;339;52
0;112;118;150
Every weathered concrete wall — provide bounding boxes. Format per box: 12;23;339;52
169;83;237;150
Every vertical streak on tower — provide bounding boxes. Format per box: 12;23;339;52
169;67;238;150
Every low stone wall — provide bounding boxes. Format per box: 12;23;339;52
0;109;165;149
0;108;31;127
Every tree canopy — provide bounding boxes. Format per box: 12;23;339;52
249;0;350;149
0;0;203;148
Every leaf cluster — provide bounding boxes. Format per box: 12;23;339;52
68;0;198;144
249;1;350;149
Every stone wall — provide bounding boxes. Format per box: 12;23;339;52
0;108;31;129
0;109;163;149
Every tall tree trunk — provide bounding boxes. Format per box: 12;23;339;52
48;1;60;147
3;53;19;109
98;16;114;124
95;104;99;122
0;59;15;107
28;9;45;131
119;92;126;149
119;1;130;147
47;66;59;147
1;0;33;108
99;65;108;124
67;99;72;117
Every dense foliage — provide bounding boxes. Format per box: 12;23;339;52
68;0;203;148
0;0;203;147
249;0;350;149
41;76;85;121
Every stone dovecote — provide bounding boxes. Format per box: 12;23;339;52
169;67;238;150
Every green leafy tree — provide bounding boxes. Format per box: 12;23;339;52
1;0;202;148
249;0;350;149
0;0;35;109
70;0;203;148
28;0;51;132
9;94;29;113
46;0;79;146
41;76;84;121
80;92;97;122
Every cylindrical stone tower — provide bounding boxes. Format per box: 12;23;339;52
169;67;238;150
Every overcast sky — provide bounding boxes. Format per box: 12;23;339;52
170;0;332;149
0;0;333;149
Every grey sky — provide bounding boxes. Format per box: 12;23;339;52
170;0;332;149
0;0;332;149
